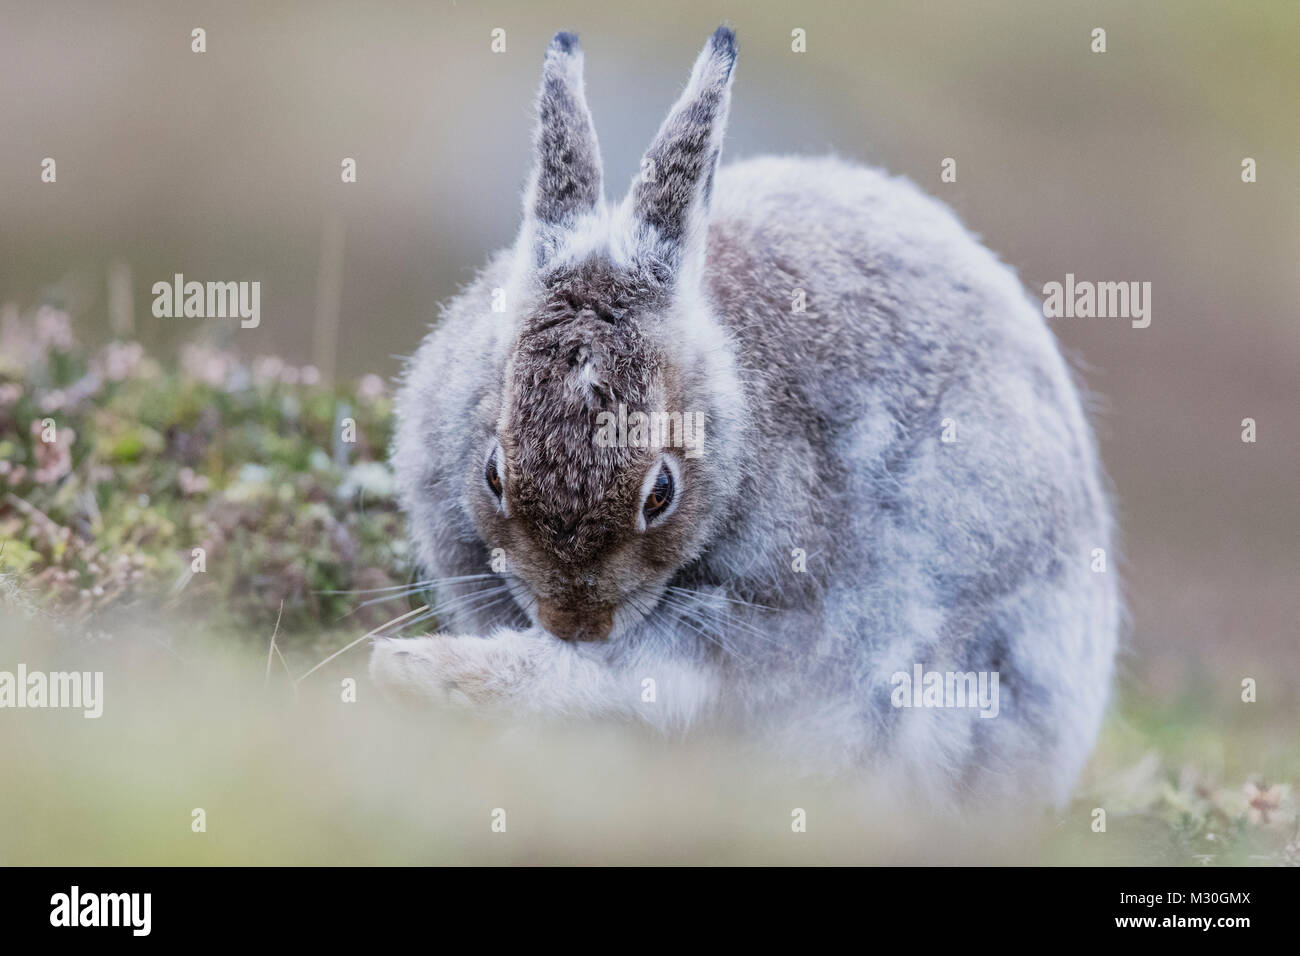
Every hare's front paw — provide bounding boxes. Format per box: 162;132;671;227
369;635;482;706
369;631;543;708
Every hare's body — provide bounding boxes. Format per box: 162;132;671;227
374;30;1118;808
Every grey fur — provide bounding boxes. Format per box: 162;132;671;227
629;25;736;263
528;32;604;265
377;27;1119;809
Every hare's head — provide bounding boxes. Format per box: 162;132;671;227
469;28;745;642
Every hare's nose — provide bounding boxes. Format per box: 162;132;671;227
538;601;613;642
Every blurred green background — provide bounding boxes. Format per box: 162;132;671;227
0;0;1297;862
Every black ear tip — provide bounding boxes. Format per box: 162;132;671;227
709;25;737;60
550;31;580;55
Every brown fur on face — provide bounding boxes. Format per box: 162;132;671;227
536;598;614;644
473;257;701;642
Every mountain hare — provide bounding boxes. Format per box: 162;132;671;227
371;27;1119;808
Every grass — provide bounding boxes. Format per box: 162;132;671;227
1;309;1296;865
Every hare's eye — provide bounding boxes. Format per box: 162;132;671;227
635;456;681;532
485;454;503;499
642;465;674;520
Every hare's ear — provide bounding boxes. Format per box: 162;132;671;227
628;27;736;277
524;32;604;266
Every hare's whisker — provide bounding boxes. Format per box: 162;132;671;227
294;604;431;684
317;573;499;596
665;585;774;611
